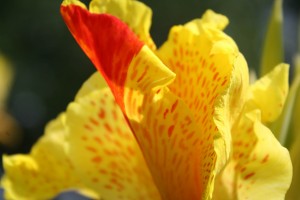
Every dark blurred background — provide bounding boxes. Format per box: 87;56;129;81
0;0;299;165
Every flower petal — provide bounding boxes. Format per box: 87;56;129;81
89;0;156;49
156;9;241;174
66;85;161;199
214;110;292;200
184;9;229;32
1;114;98;200
61;3;174;112
213;53;250;173
123;70;217;199
248;63;289;123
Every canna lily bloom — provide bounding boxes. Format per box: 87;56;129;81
1;0;292;199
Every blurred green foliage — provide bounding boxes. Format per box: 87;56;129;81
0;0;299;155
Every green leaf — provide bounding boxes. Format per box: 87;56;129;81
260;0;284;76
285;54;300;200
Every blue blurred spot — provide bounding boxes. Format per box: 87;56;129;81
0;189;93;200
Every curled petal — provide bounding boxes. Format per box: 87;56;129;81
61;3;175;112
156;9;241;184
214;110;292;200
89;0;156;49
66;82;161;199
1;114;98;200
184;10;229;33
213;53;250;173
248;64;289;123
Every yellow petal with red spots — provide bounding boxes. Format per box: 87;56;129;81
213;53;250;175
156;10;240;174
66;85;161;200
123;78;216;199
1;114;98;200
248;64;289;123
112;44;220;199
89;0;156;50
213;109;292;200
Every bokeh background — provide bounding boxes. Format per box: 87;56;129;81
0;0;299;198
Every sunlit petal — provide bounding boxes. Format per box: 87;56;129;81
248;64;289;123
214;110;292;200
156;10;241;175
1;114;98;200
89;0;156;49
67;84;161;199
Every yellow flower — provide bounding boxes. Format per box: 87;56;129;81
1;0;292;199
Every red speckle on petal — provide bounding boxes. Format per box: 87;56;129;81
163;109;169;119
105;184;113;190
92;178;99;183
244;172;255;180
221;79;227;86
98;108;106;119
89;117;99;126
94;136;103;145
127;146;136;156
240;166;247;173
168;125;175;137
85;146;98;153
171;100;179;113
91;156;102;163
81;136;88;141
261;154;269;163
213;72;219;81
104;123;113;133
99;169;108;174
137;66;149;83
84;124;93;131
